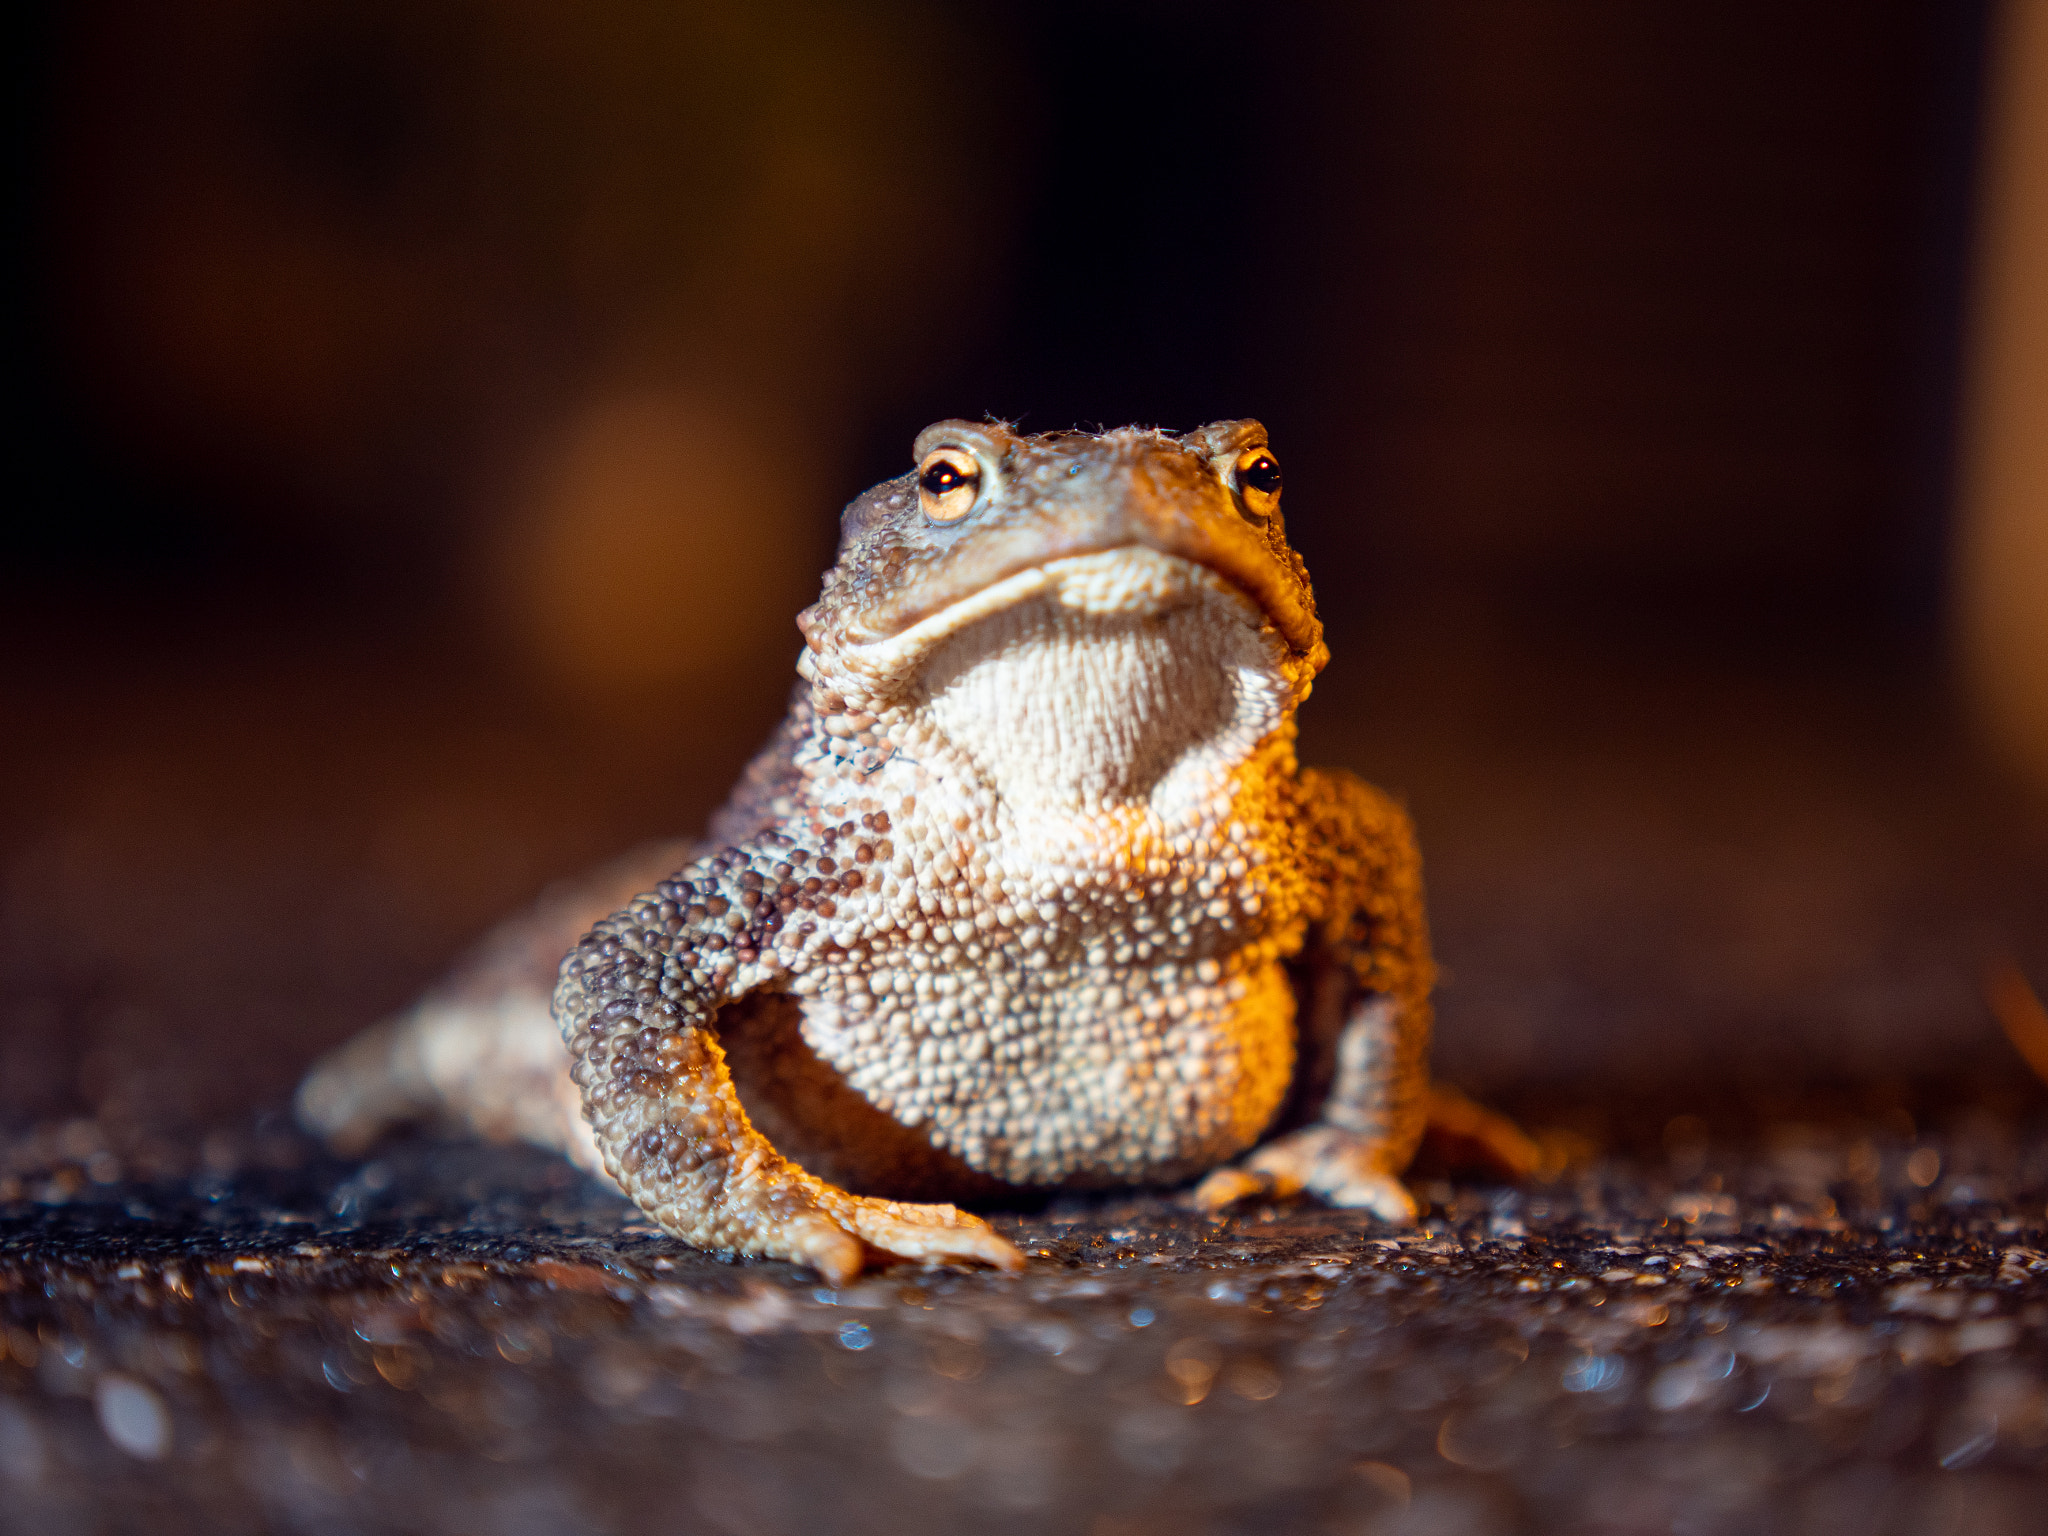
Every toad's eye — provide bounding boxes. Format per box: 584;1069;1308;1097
917;448;982;523
1232;449;1282;521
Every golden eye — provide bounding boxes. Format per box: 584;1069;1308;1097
916;447;983;523
1232;448;1282;522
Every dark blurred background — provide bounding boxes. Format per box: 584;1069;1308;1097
4;0;2045;1148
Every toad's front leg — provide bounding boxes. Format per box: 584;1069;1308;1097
1194;771;1436;1222
1194;997;1426;1221
557;857;1023;1286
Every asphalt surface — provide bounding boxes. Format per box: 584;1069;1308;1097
2;1098;2046;1536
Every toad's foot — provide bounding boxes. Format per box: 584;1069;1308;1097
1189;1125;1419;1224
656;1168;1023;1288
825;1193;1026;1283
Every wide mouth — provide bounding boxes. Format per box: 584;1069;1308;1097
840;526;1321;655
839;547;1289;681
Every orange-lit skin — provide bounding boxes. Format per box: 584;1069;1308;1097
304;420;1445;1284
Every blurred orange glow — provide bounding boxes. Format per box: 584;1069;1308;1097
1958;0;2048;798
49;0;1002;717
1987;958;2048;1087
495;388;819;699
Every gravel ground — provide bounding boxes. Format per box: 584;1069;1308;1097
2;1105;2046;1536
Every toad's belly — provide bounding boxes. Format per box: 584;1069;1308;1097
719;959;1298;1199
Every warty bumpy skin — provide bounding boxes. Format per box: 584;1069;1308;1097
301;418;1441;1285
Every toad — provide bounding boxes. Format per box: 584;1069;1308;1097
301;419;1528;1283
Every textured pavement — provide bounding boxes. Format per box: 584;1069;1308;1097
3;1102;2046;1536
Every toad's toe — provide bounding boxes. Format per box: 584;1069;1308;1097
1187;1165;1274;1211
780;1212;869;1288
1239;1125;1420;1225
837;1197;1026;1275
1301;1165;1419;1224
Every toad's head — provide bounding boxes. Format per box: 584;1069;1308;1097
796;420;1327;812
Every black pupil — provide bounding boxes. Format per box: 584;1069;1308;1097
921;462;974;495
1240;456;1282;495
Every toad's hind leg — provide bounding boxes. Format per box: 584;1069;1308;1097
1419;1081;1542;1181
296;992;602;1172
296;839;697;1176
